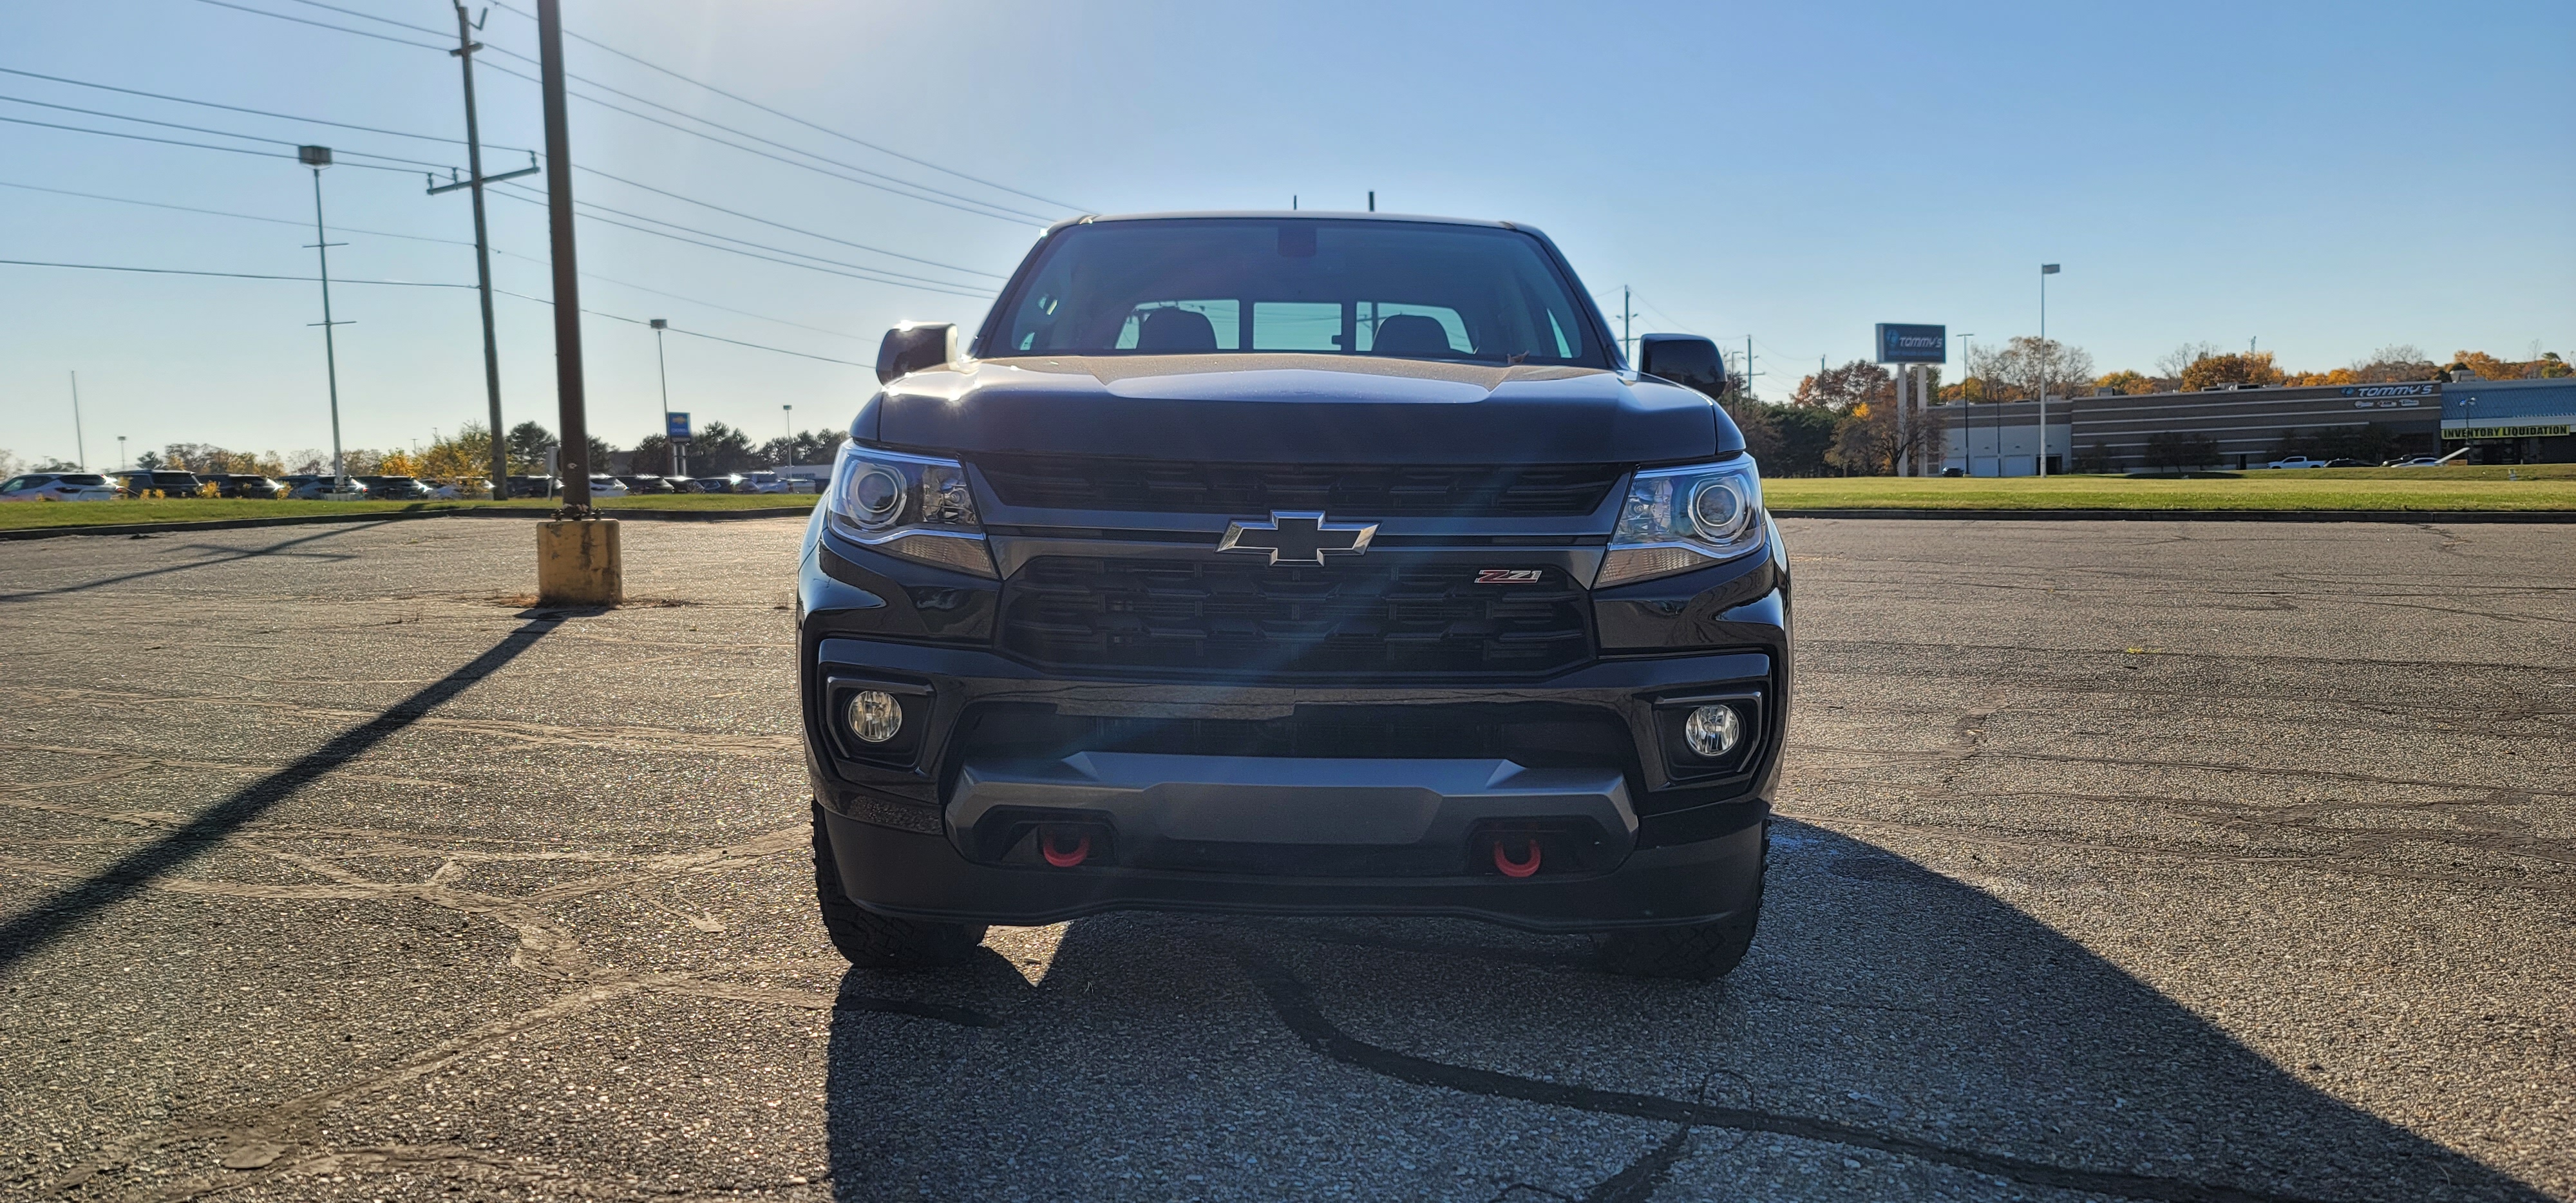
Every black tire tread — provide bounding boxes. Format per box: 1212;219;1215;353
811;803;987;968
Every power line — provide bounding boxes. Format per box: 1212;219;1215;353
0;260;873;368
576;166;1007;278
0;178;477;248
187;0;451;52
0;93;457;171
187;0;1060;232
261;0;451;39
473;57;1049;225
481;0;1080;213
1;178;900;344
488;183;992;299
0;257;473;287
0;66;536;155
489;288;870;366
501;182;990;290
0;113;431;173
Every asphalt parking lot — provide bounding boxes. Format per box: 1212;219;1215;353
3;515;2570;1202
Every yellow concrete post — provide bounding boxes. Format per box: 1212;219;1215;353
536;519;622;606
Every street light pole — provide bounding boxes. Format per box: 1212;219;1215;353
117;435;126;473
2038;263;2060;477
301;146;350;495
650;318;675;475
782;404;794;466
68;371;88;469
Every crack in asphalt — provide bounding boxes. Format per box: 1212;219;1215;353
1240;951;2352;1203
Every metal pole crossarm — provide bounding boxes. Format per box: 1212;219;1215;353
426;157;539;195
536;0;594;518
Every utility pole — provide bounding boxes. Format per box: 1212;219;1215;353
301;146;350;495
536;0;592;516
2038;263;2060;477
434;2;538;498
68;372;88;469
1367;190;1375;213
1620;287;1633;363
1744;337;1754;403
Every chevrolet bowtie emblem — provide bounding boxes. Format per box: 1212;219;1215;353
1217;511;1378;565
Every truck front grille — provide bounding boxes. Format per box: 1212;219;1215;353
972;456;1622;518
999;556;1593;677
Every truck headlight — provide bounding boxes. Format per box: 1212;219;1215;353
826;444;996;577
1596;456;1766;587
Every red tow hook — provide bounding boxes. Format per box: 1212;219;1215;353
1493;837;1542;878
1039;829;1092;868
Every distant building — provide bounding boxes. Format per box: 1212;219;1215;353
2443;377;2576;463
1937;377;2573;473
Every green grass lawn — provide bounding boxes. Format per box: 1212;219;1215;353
0;493;818;532
1766;465;2576;511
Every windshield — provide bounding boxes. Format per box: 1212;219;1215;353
989;218;1607;366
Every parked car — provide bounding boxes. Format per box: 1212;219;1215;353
2262;456;2329;469
1;472;118;502
618;475;678;495
117;469;206;497
424;479;484;500
285;476;369;500
355;475;433;500
685;475;744;493
210;474;287;498
740;471;819;495
504;475;560;499
2386;455;2448;468
586;474;630;498
2322;459;2370;468
804;211;1789;980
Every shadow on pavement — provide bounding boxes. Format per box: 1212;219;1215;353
0;523;379;603
0;614;562;974
814;819;2544;1202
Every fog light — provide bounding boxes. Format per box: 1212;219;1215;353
1683;705;1742;758
846;690;902;744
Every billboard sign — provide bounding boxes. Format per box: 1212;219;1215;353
666;412;691;440
1875;323;1947;365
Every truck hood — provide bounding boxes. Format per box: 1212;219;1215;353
858;354;1734;465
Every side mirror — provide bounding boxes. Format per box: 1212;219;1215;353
876;321;958;384
1636;334;1727;401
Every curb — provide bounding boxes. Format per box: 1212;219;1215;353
1770;508;2576;524
0;504;817;542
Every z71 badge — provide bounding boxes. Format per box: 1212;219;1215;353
1474;569;1546;584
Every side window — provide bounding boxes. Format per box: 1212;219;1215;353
1113;300;1240;350
1547;311;1572;359
1356;303;1472;354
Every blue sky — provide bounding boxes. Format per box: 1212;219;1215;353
3;0;2569;468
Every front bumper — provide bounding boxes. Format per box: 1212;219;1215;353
801;516;1789;931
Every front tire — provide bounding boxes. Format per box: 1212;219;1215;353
812;802;987;968
1596;822;1766;980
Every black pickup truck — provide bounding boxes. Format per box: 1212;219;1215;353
801;213;1788;978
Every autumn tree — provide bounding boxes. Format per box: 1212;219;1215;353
2094;370;2154;395
1977;336;2095;403
419;424;494;485
2347;345;2437;383
2154;342;2223;384
1791;361;1893;412
2179;351;2285;392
